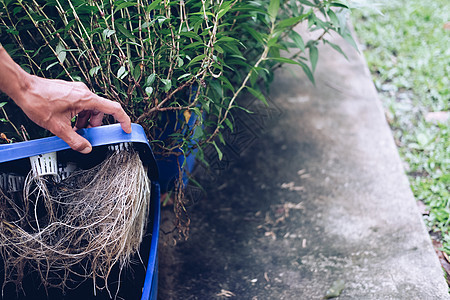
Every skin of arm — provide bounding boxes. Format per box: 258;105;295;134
0;45;131;154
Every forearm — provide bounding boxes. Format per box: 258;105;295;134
0;44;33;106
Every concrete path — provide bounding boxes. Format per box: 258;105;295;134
158;32;449;299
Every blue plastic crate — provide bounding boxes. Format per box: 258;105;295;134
0;124;160;300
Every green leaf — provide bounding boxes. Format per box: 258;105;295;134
267;37;278;47
290;31;306;52
6;28;19;36
276;14;308;29
115;22;135;40
186;54;206;67
325;40;348;60
298;0;314;6
133;63;141;80
218;131;226;145
309;44;318;72
341;31;359;51
146;0;162;12
55;41;66;64
89;66;102;77
215;36;238;44
0;118;7;123
247;86;268;106
102;29;115;40
217;1;232;19
327;9;339;28
146;73;156;86
330;0;349;8
180;31;201;41
161;79;172;92
177;73;191;81
114;2;137;13
224;118;234;132
212;141;223;161
0;102;7;109
298;60;315;85
242;25;265;44
46;61;59;71
183;41;205;50
145;87;153;97
267;57;300;65
177;57;184;67
268;0;280;23
117;66;127;79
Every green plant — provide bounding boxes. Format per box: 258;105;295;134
0;0;356;235
1;0;355;148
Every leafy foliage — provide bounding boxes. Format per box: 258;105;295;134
0;0;355;160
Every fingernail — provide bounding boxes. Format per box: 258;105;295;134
81;146;92;154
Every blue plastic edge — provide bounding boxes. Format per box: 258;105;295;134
0;123;158;180
141;182;160;300
0;123;144;161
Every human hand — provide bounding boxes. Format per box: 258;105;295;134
0;45;131;153
14;75;132;154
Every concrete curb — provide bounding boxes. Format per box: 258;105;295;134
158;32;449;300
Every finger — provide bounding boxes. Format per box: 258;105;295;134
83;96;132;133
75;110;90;130
53;124;92;154
88;110;104;128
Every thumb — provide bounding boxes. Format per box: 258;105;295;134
56;127;92;154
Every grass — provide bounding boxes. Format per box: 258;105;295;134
351;0;450;252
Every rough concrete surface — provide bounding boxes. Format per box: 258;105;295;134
158;33;449;300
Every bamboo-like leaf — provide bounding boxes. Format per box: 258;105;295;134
268;0;280;23
276;14;308;29
186;54;206;67
180;32;202;41
89;66;102;77
177;73;192;81
212;141;223;161
298;60;315;85
114;2;137;13
290;31;305;52
161;79;171;92
115;22;135;40
217;1;232;19
133;63;141;80
56;41;66;64
146;0;163;11
102;29;115;40
330;0;349;9
327;9;339;28
341;30;359;51
215;36;238;44
309;44;318;72
46;61;59;71
145;74;156;87
145;87;153;96
267;56;299;65
298;0;315;6
183;41;204;50
117;66;127;79
247;86;268;107
0;102;7;109
325;40;348;60
224;118;234;132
